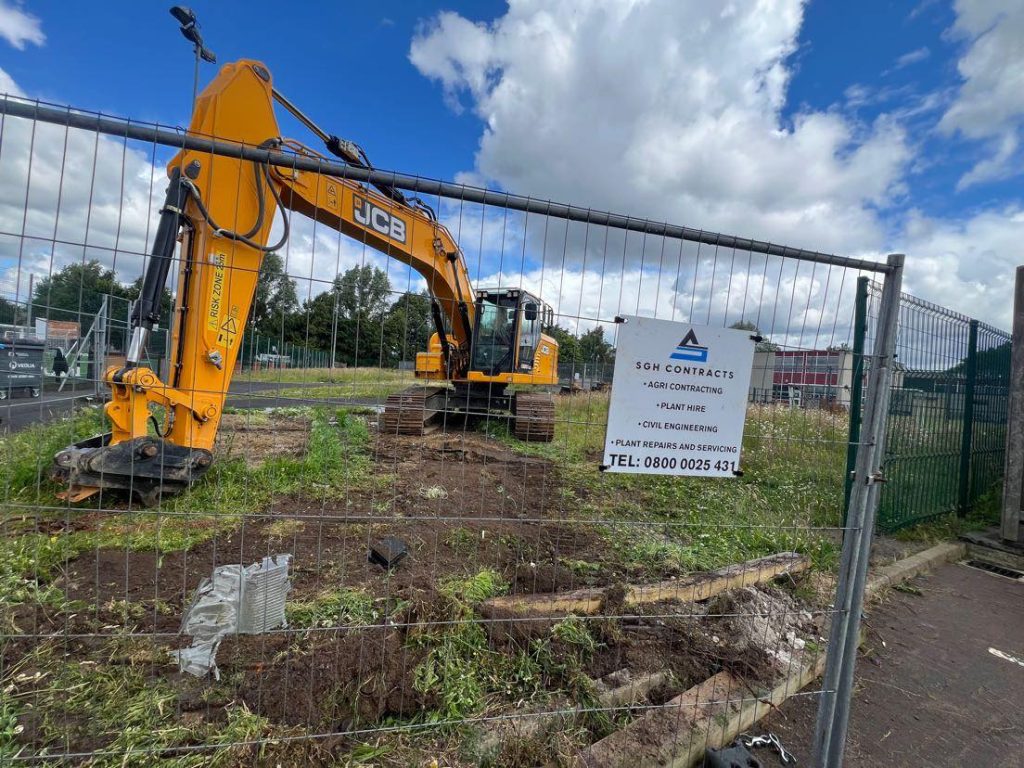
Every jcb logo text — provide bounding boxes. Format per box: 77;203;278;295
354;196;407;244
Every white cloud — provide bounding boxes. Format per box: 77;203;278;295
0;64;23;96
0;1;43;50
897;206;1024;330
0;58;419;325
891;46;930;71
409;0;1024;333
410;1;911;258
479;254;863;352
0;111;167;308
940;0;1024;188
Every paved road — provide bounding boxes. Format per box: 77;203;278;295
0;379;384;432
0;388;99;431
756;561;1024;766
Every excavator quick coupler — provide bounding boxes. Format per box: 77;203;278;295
52;436;213;507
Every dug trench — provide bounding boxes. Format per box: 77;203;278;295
7;412;824;763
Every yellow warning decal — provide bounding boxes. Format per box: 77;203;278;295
216;310;240;349
207;252;227;332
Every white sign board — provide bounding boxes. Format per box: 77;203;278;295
602;317;755;477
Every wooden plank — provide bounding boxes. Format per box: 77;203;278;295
478;670;672;758
482;552;810;618
578;671;742;767
577;650;827;768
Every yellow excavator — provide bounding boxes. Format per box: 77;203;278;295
52;59;558;505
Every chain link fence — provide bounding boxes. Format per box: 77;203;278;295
0;88;1005;768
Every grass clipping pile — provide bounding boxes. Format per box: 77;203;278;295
1;402;837;766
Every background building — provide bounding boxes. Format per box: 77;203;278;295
750;348;855;408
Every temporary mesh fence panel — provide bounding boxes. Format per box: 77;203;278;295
867;282;1012;532
0;94;983;768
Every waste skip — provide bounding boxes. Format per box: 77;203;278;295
0;337;45;399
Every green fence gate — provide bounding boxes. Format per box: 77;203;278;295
846;278;1012;531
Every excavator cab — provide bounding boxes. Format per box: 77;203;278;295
470;289;553;377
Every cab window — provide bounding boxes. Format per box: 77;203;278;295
471;295;518;373
518;302;541;371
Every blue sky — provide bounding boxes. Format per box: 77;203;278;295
0;1;1022;334
0;1;502;179
789;0;1014;222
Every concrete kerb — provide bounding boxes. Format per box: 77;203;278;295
667;540;966;767
864;542;966;599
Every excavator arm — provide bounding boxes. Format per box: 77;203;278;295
52;59;482;504
270;140;476;374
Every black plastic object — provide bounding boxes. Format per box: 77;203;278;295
703;742;762;768
131;168;188;331
368;537;408;570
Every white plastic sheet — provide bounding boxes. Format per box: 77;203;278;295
171;554;291;679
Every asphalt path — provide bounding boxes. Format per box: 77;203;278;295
756;561;1024;766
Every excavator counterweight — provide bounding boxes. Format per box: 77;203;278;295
53;59;558;505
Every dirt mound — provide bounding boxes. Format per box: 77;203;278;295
708;585;816;671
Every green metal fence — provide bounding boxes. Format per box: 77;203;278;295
846;278;1012;531
236;330;332;371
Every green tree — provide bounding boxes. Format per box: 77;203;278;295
126;276;173;325
947;339;1011;384
32;261;132;323
251;252;299;337
300;264;392;366
577;326;615;364
383;291;433;366
729;320;778;351
543;324;580;364
0;296;26;325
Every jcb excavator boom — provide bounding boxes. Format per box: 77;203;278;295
53;60;557;505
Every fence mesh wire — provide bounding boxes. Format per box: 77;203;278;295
868;283;1012;532
0;95;1006;767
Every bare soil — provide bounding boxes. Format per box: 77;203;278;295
214;411;312;467
8;420;821;764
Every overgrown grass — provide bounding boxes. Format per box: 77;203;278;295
876;406;1006;532
2;640;295;767
411;569;593;725
0;532;79;632
2;383;976;762
0;405;376;633
1;407;105;504
243;366;413;400
439;569;508;605
891;484;1001;544
495;395;847;574
286;588;405;629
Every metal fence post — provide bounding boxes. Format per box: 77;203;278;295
93;296;108;399
1002;266;1024;543
843;277;869;521
958;319;978;516
814;253;903;768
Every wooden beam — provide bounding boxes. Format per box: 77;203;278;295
577;650;827;767
482;552;810;618
478;670;672;758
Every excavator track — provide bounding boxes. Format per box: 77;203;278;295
512;392;556;442
381;386;448;436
